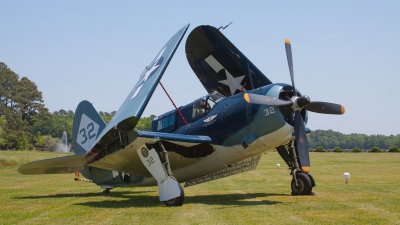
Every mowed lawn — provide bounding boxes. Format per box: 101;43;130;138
1;150;399;225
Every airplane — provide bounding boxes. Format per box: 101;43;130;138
19;23;345;207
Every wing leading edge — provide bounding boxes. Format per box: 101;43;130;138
137;131;215;145
185;25;273;97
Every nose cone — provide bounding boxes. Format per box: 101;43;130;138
297;95;310;108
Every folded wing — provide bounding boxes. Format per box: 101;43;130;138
85;24;190;158
185;25;273;97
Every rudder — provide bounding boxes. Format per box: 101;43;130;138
73;101;107;154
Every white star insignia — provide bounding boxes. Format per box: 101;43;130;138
218;70;246;95
130;47;167;100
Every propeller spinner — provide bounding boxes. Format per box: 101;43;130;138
244;39;345;173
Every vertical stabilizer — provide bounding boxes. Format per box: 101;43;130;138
73;101;107;154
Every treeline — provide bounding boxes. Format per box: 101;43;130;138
308;129;400;150
0;62;154;151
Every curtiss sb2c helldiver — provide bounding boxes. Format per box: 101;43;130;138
19;23;345;206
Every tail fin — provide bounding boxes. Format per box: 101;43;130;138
73;101;107;154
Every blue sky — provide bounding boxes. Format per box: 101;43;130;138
1;1;399;135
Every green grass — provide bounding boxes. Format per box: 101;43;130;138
0;150;399;224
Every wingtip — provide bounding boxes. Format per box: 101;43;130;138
285;38;291;44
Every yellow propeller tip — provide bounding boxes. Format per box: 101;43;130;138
244;93;250;103
302;166;310;172
285;38;291;44
341;105;345;114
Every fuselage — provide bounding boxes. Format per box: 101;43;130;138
81;83;307;188
143;83;307;183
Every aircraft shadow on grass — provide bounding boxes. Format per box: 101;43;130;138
75;192;285;208
16;192;286;208
15;191;154;199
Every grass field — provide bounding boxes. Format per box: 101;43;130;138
1;150;399;225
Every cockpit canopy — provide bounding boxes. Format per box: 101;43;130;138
152;91;225;132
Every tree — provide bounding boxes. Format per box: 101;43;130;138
333;146;343;152
389;146;400;152
0;116;6;147
0;62;50;149
370;147;381;153
315;146;326;152
58;109;68;116
43;135;60;152
135;117;153;131
0;62;19;115
34;131;45;148
16;133;32;150
352;147;362;153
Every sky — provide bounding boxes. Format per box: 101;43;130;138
1;1;399;135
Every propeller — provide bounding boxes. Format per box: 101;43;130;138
244;39;345;173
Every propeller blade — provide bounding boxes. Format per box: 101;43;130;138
294;111;310;172
244;93;293;106
285;39;296;96
305;102;345;115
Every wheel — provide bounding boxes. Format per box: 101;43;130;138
122;174;131;182
103;189;111;195
291;172;312;195
164;182;184;207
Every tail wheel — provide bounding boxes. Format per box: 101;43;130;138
164;182;185;207
291;173;312;195
103;189;111;195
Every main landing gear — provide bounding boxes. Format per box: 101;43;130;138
137;142;185;207
277;142;315;196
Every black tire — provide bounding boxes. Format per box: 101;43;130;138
103;189;110;195
291;173;312;195
164;182;184;207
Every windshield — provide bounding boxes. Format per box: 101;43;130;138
191;91;225;118
209;91;225;103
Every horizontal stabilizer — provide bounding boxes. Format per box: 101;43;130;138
18;154;86;175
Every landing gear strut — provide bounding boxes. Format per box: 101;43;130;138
137;143;184;206
277;142;315;195
158;142;185;207
103;188;112;195
289;141;315;195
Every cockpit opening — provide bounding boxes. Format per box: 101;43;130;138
191;91;224;119
152;91;225;132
